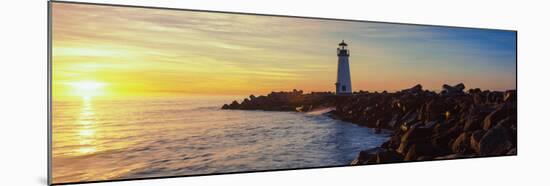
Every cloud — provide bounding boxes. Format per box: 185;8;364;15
52;2;516;96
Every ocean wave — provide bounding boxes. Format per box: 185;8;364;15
305;107;335;116
52;98;388;183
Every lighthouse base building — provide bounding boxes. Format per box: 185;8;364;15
335;40;352;95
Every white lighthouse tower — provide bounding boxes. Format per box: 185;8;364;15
335;40;352;95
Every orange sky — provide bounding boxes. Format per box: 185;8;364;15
51;2;516;99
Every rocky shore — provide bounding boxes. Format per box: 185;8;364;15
221;83;517;164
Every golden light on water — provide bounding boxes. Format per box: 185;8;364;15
77;147;97;154
75;96;98;155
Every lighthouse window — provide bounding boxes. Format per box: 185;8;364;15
342;85;346;91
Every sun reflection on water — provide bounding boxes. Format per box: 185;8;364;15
76;97;98;155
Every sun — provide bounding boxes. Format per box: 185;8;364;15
67;80;107;98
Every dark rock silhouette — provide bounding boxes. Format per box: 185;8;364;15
442;83;465;96
221;83;517;164
350;147;383;165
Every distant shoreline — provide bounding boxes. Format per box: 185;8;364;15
222;83;517;164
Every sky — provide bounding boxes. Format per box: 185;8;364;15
51;2;516;98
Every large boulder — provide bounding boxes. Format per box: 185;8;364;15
495;117;513;128
381;134;401;149
451;132;472;153
431;123;461;153
483;103;515;130
479;125;513;156
404;143;437;161
463;115;483;131
424;99;447;121
469;130;485;154
441;83;465;96
403;84;423;94
468;88;482;94
487;91;505;104
397;126;433;154
350;147;382;165
400;112;420;131
401;125;433;142
503;90;516;102
227;100;240;109
387;114;401;129
472;93;484;105
375;149;403;163
463;106;494;131
241;98;250;105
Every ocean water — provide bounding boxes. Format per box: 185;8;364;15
52;96;389;183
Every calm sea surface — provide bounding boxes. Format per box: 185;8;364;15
52;96;388;183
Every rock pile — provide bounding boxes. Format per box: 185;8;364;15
222;89;336;111
221;83;517;164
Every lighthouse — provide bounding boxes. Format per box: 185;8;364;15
335;40;352;95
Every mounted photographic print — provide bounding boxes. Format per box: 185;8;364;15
48;1;517;185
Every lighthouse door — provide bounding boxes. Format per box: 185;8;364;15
342;85;347;91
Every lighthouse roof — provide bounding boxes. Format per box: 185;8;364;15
338;40;348;46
